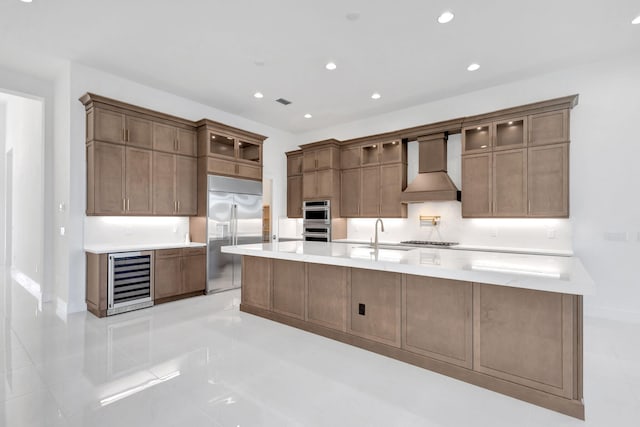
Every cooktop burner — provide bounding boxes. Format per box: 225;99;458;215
400;240;459;247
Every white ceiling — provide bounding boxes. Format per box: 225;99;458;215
1;0;638;133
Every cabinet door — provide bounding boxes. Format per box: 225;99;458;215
316;169;334;198
94;108;124;144
302;172;317;199
380;163;407;218
272;259;305;320
152;122;177;153
306;264;347;331
493;149;527;217
237;163;262;181
208;157;237;177
528;143;569;217
287;175;303;218
462;153;492;217
341;147;361;169
316;147;334;170
153;151;176;215
340;168;361;217
462;124;493;154
176;155;197;215
182;254;206;294
176;128;197;156
154;255;182;299
348;268;401;347
473;283;576;398
287;154;303;176
403;276;472;368
302;152;317;172
361;166;380;217
241;256;272;310
529;110;569;146
125;116;153;149
125;147;153;214
93;142;125;214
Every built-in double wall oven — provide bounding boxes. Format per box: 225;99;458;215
303;200;331;242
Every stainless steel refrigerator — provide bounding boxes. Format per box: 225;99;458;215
206;175;263;294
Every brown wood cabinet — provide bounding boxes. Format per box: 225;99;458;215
361;166;381;216
529;110;569;146
272;259;306;319
91;107;154;149
286;150;303;218
306;263;348;331
197;119;266;181
153;152;197;215
403;275;472;368
153;122;197;156
340;168;361;217
154;247;206;302
528;143;569;217
241;256;272;310
462;153;492;218
87;141;153;215
463;117;527;154
493;149;527;217
473;283;578;399
302;143;339;172
348;269;402;347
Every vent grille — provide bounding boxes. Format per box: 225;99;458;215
276;98;292;105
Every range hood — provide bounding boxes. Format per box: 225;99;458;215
401;132;461;202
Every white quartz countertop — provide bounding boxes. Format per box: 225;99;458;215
221;241;595;295
85;242;206;254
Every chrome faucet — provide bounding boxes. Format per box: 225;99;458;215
373;218;385;252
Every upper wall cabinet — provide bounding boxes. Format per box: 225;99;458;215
82;93;200;216
286;150;303;218
301;140;340;172
196;119;266;182
461;95;576;218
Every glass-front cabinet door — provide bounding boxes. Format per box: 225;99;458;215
238;139;261;164
209;132;236;158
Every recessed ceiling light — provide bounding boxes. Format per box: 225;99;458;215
253;92;264;99
325;62;337;71
632;15;640;24
437;11;455;24
304;113;312;119
371;92;381;100
477;127;482;130
346;12;361;21
467;63;480;71
20;0;33;2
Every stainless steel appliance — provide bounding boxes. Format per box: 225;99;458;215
207;175;262;294
303;200;331;242
107;251;154;316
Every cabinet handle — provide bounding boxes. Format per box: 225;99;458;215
125;129;130;142
315;159;318;169
123;128;126;142
528;200;531;214
127;198;130;211
123;198;126;211
177;201;180;211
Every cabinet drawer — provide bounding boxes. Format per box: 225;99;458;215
155;248;182;258
237;163;262;180
183;247;206;257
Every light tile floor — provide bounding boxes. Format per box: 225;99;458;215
1;268;639;426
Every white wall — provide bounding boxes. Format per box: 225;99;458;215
62;63;298;312
296;54;640;321
84;217;190;247
0;102;5;265
1;92;44;288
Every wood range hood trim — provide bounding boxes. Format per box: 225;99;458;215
401;132;461;203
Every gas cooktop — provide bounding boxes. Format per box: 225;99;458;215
400;240;459;247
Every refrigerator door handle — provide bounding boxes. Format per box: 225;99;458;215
233;204;239;245
229;205;235;245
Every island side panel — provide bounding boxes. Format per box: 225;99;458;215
472;283;576;399
272;259;306;320
306;263;348;331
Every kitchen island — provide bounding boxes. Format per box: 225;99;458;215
222;241;594;419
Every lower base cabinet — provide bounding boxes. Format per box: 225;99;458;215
403;276;472;368
239;256;584;419
154;247;206;302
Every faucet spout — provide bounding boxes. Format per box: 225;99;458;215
374;218;385;253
